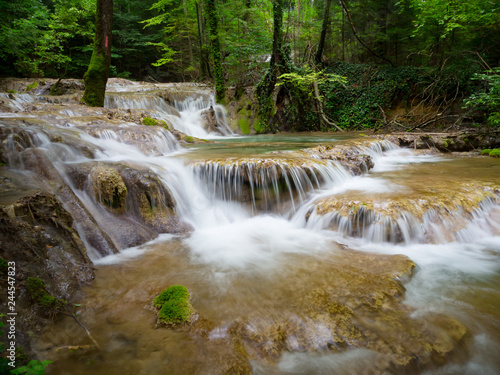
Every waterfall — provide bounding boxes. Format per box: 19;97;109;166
1;80;500;375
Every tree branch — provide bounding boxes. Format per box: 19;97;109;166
337;0;394;66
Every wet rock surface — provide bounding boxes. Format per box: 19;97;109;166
0;191;95;357
377;132;500;152
220;250;467;370
306;180;500;243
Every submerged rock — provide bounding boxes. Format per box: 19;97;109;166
223;249;466;371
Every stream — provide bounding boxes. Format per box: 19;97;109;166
1;80;500;374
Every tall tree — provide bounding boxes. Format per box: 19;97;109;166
204;0;225;102
195;1;211;79
315;0;333;64
82;0;113;107
260;0;286;100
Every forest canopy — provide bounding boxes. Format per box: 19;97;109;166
1;0;498;130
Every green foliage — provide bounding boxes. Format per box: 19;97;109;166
0;314;9;373
0;0;94;77
0;257;7;275
322;62;430;129
481;149;491;155
10;360;52;375
274;66;347;131
464;68;500;126
153;285;193;325
277;68;347;94
489;149;500;158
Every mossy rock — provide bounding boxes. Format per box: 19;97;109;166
490;148;500;157
153;285;195;326
26;81;38;91
236;108;252;135
142;117;169;130
481;149;492;155
90;165;127;212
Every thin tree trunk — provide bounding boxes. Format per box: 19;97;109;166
315;0;332;64
82;0;113;107
204;0;225;102
182;0;194;69
342;9;345;61
196;1;211;78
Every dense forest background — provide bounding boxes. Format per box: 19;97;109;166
1;0;499;131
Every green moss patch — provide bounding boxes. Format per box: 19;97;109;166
142;117;170;130
490;148;500;157
0;257;7;275
153;285;194;326
25;277;66;309
481;149;492;155
26;81;39;91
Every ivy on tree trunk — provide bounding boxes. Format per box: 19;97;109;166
204;0;225;103
256;0;287;131
82;0;113;107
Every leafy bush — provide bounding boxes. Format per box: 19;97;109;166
464;68;500;126
481;149;492;155
322;63;429;129
11;360;52;375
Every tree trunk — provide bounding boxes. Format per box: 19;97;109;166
262;0;285;99
195;1;211;79
204;0;225;103
182;0;194;70
315;0;332;65
82;0;113;107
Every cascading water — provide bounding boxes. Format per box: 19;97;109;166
1;80;500;375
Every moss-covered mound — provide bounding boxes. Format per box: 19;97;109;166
489;148;500;157
142;117;169;130
153;285;195;326
90;164;127;212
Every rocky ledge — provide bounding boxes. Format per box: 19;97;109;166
0;190;95;360
375;131;500;152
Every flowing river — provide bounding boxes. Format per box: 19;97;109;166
1;80;499;374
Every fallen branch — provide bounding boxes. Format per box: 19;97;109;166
59;305;100;349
